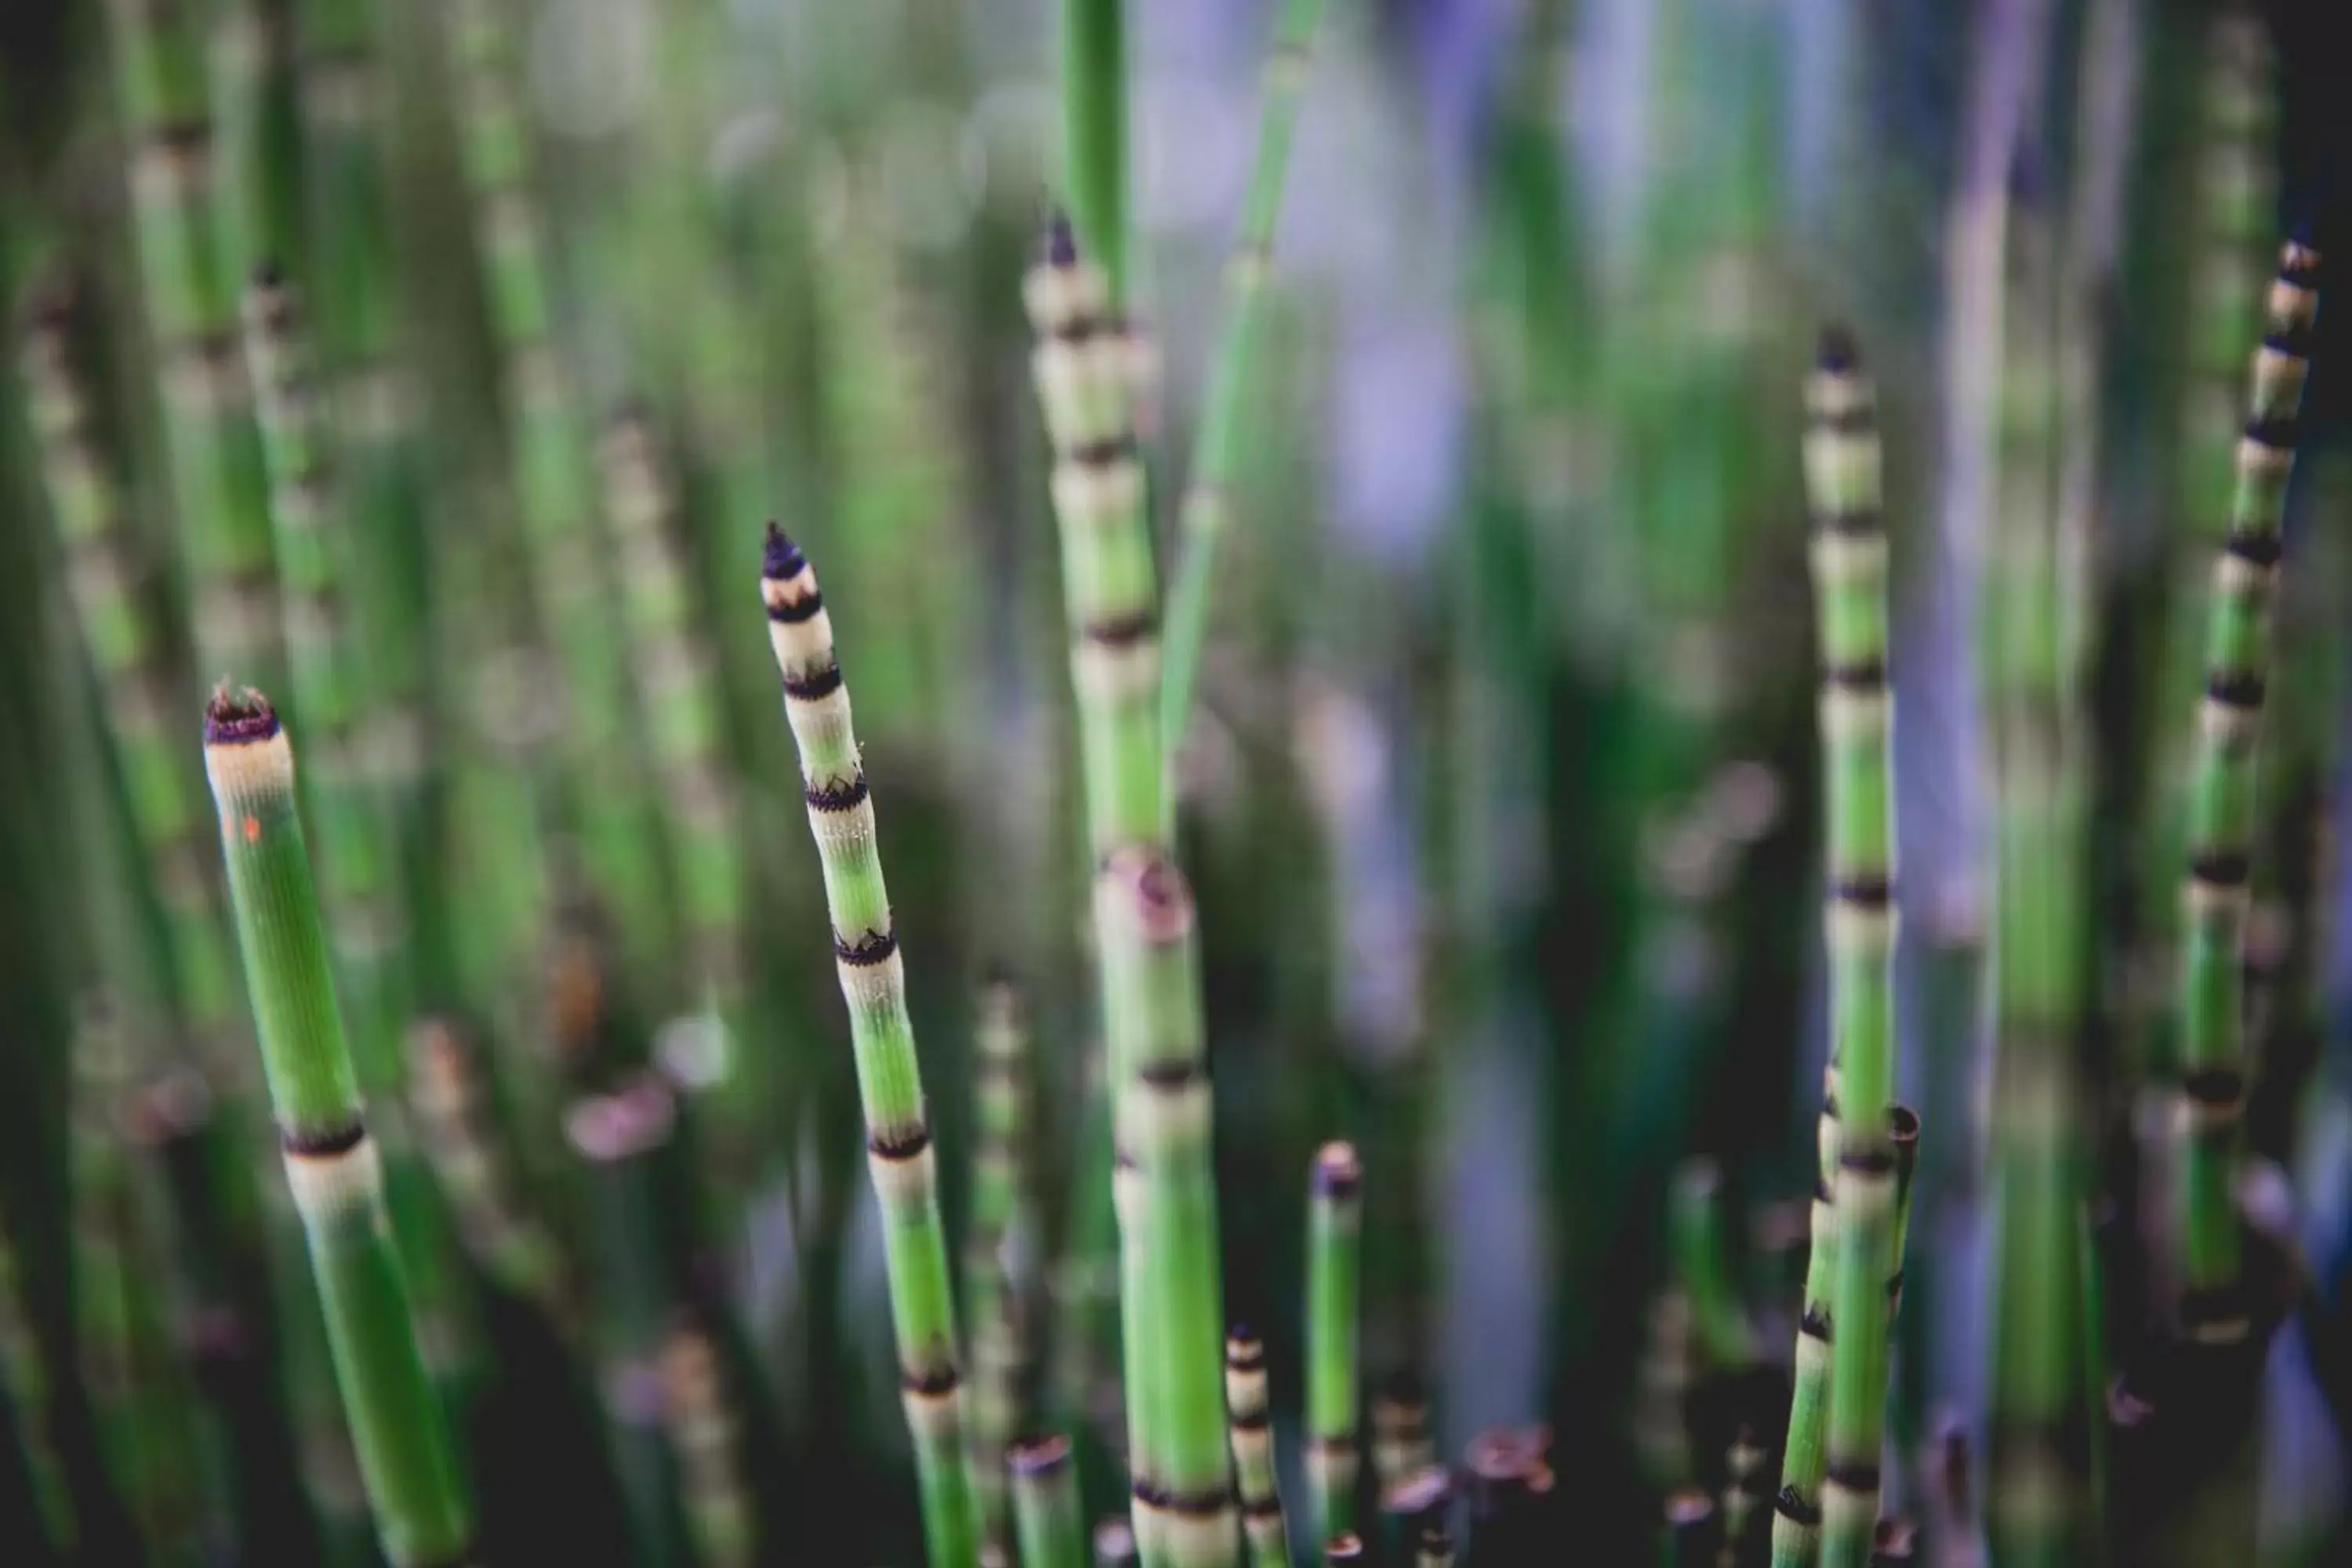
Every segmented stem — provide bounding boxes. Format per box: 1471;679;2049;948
760;528;977;1567
2175;238;2321;1334
1099;852;1239;1568
406;1018;570;1327
967;978;1036;1555
1307;1142;1363;1548
1011;1435;1090;1568
105;0;285;692
1159;0;1327;753
663;1321;753;1568
1805;329;1900;1568
201;689;471;1568
1225;1331;1294;1568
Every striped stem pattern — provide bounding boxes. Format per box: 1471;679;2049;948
662;1321;753;1568
1098;851;1238;1568
201;689;471;1568
1011;1435;1090;1568
760;527;977;1567
406;1018;571;1328
2175;238;2321;1336
967;978;1036;1555
1159;0;1327;753
1307;1142;1363;1548
20;289;241;1045
1370;1374;1434;1501
1225;1330;1293;1568
1805;328;1900;1568
105;0;285;693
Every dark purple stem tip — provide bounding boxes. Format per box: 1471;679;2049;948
204;682;280;745
763;521;805;580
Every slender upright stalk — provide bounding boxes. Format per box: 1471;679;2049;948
1225;1330;1293;1568
407;1018;572;1329
1773;1131;1840;1564
1012;1434;1091;1568
201;688;471;1567
663;1319;753;1568
1307;1142;1363;1548
967;977;1036;1556
1804;329;1901;1568
1672;1161;1757;1371
2173;238;2322;1336
1370;1374;1435;1499
104;0;285;693
1159;0;1327;753
1098;852;1239;1568
1025;216;1171;1525
1060;0;1130;303
760;528;977;1566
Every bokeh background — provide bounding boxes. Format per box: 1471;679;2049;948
5;1;2352;1564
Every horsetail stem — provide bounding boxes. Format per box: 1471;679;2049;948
1306;1141;1363;1548
1060;0;1130;303
601;408;746;1005
105;0;285;694
2175;238;2321;1338
1098;851;1238;1567
1671;1161;1756;1370
1011;1434;1090;1568
1370;1372;1433;1499
1159;0;1327;756
1225;1330;1294;1568
968;978;1036;1554
662;1319;754;1568
760;526;978;1567
1771;1183;1836;1566
1886;1109;1920;1323
406;1018;572;1330
1802;328;1901;1568
200;688;471;1568
1722;1424;1768;1564
1378;1465;1452;1566
19;286;244;1045
1097;1516;1142;1568
1323;1534;1366;1564
1025;216;1165;858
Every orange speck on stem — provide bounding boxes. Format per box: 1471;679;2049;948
242;815;263;844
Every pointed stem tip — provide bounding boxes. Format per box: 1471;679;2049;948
1042;209;1079;269
1817;324;1860;373
762;521;805;582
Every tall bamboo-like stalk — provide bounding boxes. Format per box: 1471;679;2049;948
1158;0;1327;753
103;0;285;693
662;1318;754;1568
445;0;667;970
407;1017;571;1328
1060;0;1130;303
2172;238;2321;1338
1802;328;1901;1568
1225;1330;1293;1568
1981;206;2091;1568
1371;1375;1436;1500
1307;1142;1363;1548
201;688;472;1568
241;266;474;1388
760;527;977;1567
967;977;1036;1557
1098;851;1239;1568
1025;216;1173;1523
1012;1434;1091;1568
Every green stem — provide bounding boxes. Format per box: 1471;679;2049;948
1012;1434;1091;1568
1225;1331;1293;1568
2173;239;2321;1333
1306;1142;1362;1548
760;528;978;1567
201;689;472;1567
104;0;285;695
1802;330;1900;1568
1158;0;1327;756
967;978;1035;1556
1060;0;1130;304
